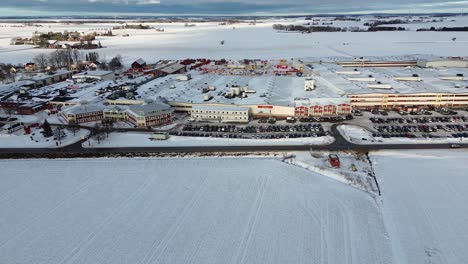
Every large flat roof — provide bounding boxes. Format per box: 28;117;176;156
192;104;250;112
306;63;468;97
73;71;114;78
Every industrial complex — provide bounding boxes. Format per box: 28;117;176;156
2;56;468;131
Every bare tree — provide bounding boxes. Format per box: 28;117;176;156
72;49;82;65
92;123;105;144
33;53;49;70
109;55;123;71
102;120;114;138
99;59;109;70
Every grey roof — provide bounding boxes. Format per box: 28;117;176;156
24;70;72;82
133;59;146;66
63;103;105;115
192;105;250;112
160;63;185;74
73;71;113;78
127;102;172;116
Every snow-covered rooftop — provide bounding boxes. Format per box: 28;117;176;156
73;70;113;78
192;104;250;112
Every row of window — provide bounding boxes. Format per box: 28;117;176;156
146;114;171;121
77;116;101;123
73;111;103;118
192;110;248;115
193;115;248;120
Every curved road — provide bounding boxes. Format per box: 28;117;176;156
0;124;466;157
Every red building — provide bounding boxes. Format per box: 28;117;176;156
131;58;147;71
295;98;352;117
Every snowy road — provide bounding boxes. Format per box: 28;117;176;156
0;158;393;264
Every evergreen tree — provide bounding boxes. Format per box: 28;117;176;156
42;120;53;138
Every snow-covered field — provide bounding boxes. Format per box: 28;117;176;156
372;150;468;264
83;132;334;148
1;17;468;65
0;158;393;264
338;124;467;144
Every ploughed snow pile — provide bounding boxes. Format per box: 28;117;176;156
83;132;334;148
338;124;468;144
371;150;468;264
0;128;89;148
283;151;380;195
0;158;393;264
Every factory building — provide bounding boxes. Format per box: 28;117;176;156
348;92;468;109
72;71;115;82
294;98;352;117
417;59;468;68
126;102;173;128
17;102;48;115
22;70;72;88
191;105;250;123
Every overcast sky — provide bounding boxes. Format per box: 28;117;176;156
0;0;467;16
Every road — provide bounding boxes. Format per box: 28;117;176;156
0;124;466;158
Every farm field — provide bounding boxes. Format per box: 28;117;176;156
1;17;468;65
372;150;468;264
0;157;393;264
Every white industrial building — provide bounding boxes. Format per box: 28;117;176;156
72;71;115;82
191;105;250;123
22;70;72;88
417;59;468;68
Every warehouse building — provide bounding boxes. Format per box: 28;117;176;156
72;71;115;82
417;59;468;68
17;102;48;115
191;105;250;123
295;98;352;117
22;70;72;88
348;92;468;109
126;102;173;128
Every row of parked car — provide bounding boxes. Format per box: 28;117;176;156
375;124;468;133
257;115;352;124
182;124;324;134
171;131;324;139
370;116;468;124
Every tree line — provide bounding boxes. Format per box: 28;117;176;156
32;50;123;72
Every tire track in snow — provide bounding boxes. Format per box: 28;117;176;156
407;173;450;264
59;170;157;264
140;175;209;264
0;172;35;203
232;174;268;264
0;174;94;250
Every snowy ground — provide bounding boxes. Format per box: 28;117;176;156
1;17;468;65
338;124;467;144
83;132;334;148
0;158;393;264
285;151;379;195
371;150;468;264
0;127;89;148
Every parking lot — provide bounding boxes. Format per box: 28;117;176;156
173;123;327;139
352;109;468;140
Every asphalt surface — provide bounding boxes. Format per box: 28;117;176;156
0;124;466;157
